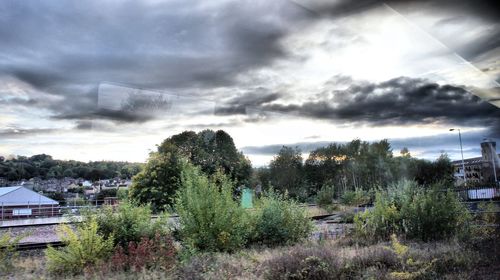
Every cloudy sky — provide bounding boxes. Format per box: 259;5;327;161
1;0;499;166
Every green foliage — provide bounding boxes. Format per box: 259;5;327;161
472;202;500;241
0;231;24;274
316;184;335;210
158;130;252;185
93;202;168;248
354;181;471;241
340;188;371;206
129;151;185;212
175;163;248;252
0;153;142;180
302;140;455;196
96;188;118;201
117;187;129;201
46;218;114;275
268;146;304;198
45;192;66;206
249;190;313;246
131;129;252;212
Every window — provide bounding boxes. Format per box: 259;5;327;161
13;209;32;216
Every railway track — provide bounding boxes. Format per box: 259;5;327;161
7;241;66;251
4;212;345;251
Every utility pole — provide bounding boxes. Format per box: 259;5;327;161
450;128;467;186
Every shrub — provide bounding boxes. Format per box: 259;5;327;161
46;218;114;275
472;201;500;241
0;231;24;274
316;184;335;210
263;245;341;280
341;188;370;206
175;164;249;252
354;181;471;241
249;190;313;246
105;233;176;272
93;202;168;248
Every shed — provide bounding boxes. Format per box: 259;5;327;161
0;186;59;219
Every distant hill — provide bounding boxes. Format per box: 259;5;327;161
0;154;143;181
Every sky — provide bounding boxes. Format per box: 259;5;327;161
0;0;499;166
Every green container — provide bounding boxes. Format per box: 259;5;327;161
241;188;253;209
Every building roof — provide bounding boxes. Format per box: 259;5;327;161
0;186;58;206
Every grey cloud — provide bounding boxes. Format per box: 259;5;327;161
0;0;307;91
0;127;59;138
215;88;282;115
221;77;500;137
0;0;311;126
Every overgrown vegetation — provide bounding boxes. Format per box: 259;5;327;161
0;231;23;274
97;233;176;273
175;163;249;252
340;188;371;206
249;190;313;246
93;202;169;247
315;184;336;211
354;180;471;241
46;218;114;275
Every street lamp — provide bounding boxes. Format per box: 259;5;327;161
450;128;467;186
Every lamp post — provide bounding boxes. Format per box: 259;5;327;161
450;128;467;186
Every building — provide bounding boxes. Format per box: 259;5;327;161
0;186;59;219
452;139;500;187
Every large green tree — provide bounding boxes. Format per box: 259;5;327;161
269;146;304;198
158;129;252;184
129;146;185;212
130;130;252;211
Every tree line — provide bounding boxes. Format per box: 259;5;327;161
0;154;143;181
256;140;454;200
129;130;455;211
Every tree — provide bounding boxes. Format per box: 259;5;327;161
414;154;454;186
158;129;252;185
269;146;304;197
129;149;185;212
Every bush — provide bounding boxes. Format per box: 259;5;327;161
249;190;313;246
46;218;114;275
354;181;471;241
316;184;335;210
93;202;168;248
341;188;370;206
175;164;249;252
0;231;24;274
263;245;341;280
472;201;500;241
104;233;176;272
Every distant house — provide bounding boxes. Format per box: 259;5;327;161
0;186;59;219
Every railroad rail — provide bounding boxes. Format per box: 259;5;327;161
3;241;66;251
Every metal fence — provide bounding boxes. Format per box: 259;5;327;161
0;198;118;221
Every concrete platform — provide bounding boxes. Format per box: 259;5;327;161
0;216;82;228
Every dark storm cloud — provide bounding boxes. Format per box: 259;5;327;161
0;0;306;90
215;88;282;115
0;0;309;124
293;0;500;22
220;77;500;137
